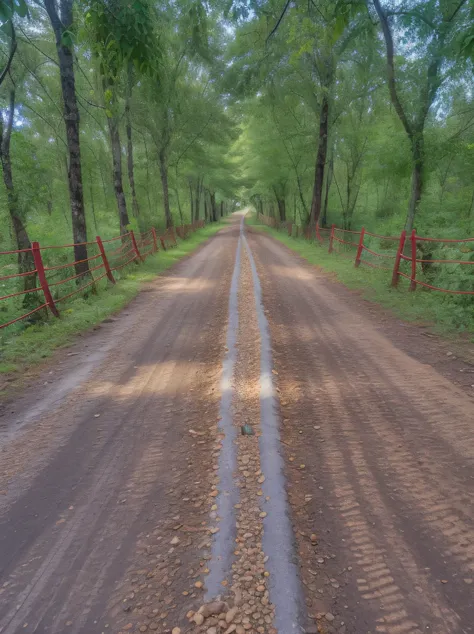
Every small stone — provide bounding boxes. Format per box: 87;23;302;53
258;475;265;484
441;580;448;584
210;490;218;497
224;625;237;634
172;629;181;634
236;627;245;634
193;613;205;625
186;611;194;619
310;534;317;543
464;579;473;584
140;627;148;633
226;607;238;623
207;628;217;634
256;585;265;592
195;581;204;589
170;536;180;545
325;613;335;622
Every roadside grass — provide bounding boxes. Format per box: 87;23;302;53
246;213;474;339
0;223;225;373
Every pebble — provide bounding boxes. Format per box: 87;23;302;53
325;613;335;622
226;607;238;623
207;628;217;634
170;537;179;545
193;613;205;625
171;629;181;634
195;581;203;589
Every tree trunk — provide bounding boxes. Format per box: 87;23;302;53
273;188;286;221
321;154;333;227
204;191;208;221
220;200;223;219
107;113;130;233
159;149;173;228
309;92;329;227
125;65;140;218
405;134;424;233
0;88;39;309
44;0;89;278
189;179;194;222
195;180;201;220
210;191;217;222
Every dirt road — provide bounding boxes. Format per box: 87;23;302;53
0;215;473;634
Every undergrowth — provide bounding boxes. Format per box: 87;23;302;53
246;214;474;339
0;223;224;374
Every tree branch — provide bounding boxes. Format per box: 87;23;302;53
386;9;436;31
267;0;291;42
0;25;17;88
372;0;413;138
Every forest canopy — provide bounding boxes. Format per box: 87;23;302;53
1;0;474;261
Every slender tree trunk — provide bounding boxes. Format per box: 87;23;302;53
210;191;217;222
0;88;39;309
204;191;208;221
125;65;140;219
189;179;194;222
195;178;202;220
107;115;130;233
322;154;333;227
44;0;89;278
159;149;173;228
143;135;152;215
220;200;223;219
405;134;424;233
309;92;330;227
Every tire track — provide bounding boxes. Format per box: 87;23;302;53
248;228;474;634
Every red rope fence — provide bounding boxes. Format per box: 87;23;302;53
0;221;205;330
257;213;474;297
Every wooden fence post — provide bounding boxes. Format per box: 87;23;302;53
391;230;406;287
130;230;143;262
32;241;60;317
96;236;115;284
328;224;335;253
160;236;166;251
355;227;365;267
410;229;417;291
151;227;158;253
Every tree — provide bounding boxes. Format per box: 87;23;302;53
372;0;470;232
43;0;91;278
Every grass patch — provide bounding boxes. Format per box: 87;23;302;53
1;223;224;373
247;214;474;339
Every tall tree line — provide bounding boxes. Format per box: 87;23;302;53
0;0;237;286
229;0;474;236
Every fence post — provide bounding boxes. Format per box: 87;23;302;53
32;241;60;317
355;227;365;267
328;224;335;253
96;236;115;284
151;227;158;253
130;230;143;262
391;230;406;287
160;236;167;251
409;229;417;291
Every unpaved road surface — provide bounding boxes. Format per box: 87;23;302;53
0;215;473;634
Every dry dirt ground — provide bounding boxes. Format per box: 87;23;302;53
0;215;473;634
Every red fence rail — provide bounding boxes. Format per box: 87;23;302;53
256;213;474;297
1;221;205;331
